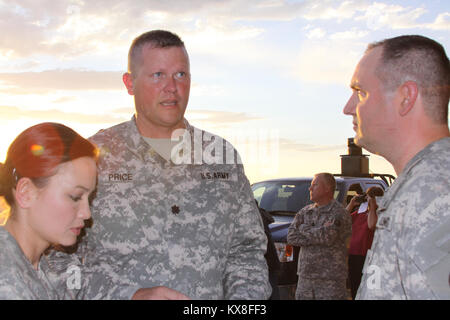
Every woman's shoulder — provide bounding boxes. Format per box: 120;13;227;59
0;227;40;299
0;227;20;263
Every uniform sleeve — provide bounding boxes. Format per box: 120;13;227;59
287;209;308;246
289;206;350;247
0;285;30;299
402;194;450;299
222;165;272;300
73;228;141;300
0;272;33;299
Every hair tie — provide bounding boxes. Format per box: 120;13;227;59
12;168;19;184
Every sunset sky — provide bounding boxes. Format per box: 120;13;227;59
1;0;449;183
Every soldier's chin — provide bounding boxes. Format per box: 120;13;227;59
354;136;362;147
354;135;366;148
59;236;78;248
354;135;378;155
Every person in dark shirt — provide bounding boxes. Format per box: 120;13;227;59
256;200;281;299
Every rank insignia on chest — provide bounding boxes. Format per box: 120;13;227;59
377;216;391;230
171;205;180;215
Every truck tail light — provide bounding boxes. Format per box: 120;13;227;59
285;244;293;258
274;242;294;262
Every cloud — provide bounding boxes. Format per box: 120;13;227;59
424;12;450;30
300;0;367;21
0;105;262;129
361;3;427;30
0;69;123;94
187;109;262;126
291;2;449;86
279;138;346;153
299;1;449;32
1;1;447;92
50;96;77;104
0;105;126;124
306;27;327;39
1;0;294;58
294;40;363;85
2;0;447;60
357;3;449;31
329;28;369;40
191;83;227;97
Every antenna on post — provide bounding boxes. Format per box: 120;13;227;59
340;138;369;176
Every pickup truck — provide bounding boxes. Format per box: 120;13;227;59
252;174;394;299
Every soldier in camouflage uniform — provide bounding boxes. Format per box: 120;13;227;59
344;35;450;299
287;173;352;300
0;123;97;299
67;30;271;300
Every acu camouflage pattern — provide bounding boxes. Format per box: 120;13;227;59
0;227;59;299
73;116;271;299
287;199;352;282
357;137;450;300
295;277;348;300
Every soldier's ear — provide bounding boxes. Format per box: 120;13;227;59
123;72;135;96
398;81;418;117
14;177;39;209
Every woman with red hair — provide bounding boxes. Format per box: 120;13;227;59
0;122;97;299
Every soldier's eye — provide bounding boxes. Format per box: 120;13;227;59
357;89;367;101
151;72;165;81
174;71;186;79
70;195;82;202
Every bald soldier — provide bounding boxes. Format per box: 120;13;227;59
344;35;450;299
287;173;352;300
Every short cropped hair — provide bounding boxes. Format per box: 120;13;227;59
367;35;450;124
315;172;336;194
127;30;186;78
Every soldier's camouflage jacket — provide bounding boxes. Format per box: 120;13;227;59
0;227;59;299
357;137;450;300
287;199;352;280
67;116;271;299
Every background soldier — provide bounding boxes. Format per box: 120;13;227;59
287;173;352;300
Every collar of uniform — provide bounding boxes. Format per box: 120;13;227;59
123;116;152;161
126;115;146;150
129;115;194;164
378;137;450;211
127;117;237;166
313;199;337;212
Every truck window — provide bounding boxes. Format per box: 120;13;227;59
365;182;387;191
253;186;266;205
335;181;348;204
252;181;312;214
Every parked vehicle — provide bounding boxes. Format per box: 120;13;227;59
251;138;395;299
